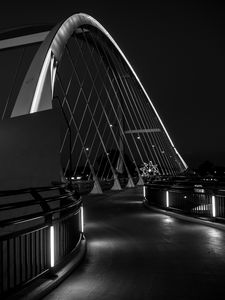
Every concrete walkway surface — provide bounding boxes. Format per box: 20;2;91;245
44;187;225;300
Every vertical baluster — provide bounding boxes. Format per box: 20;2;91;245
45;227;48;269
65;220;67;255
29;232;33;279
59;222;62;259
63;221;65;257
38;229;41;274
0;241;3;293
13;237;17;288
34;231;37;276
19;235;23;284
25;234;28;281
7;239;10;290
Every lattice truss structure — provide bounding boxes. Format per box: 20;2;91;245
0;13;187;192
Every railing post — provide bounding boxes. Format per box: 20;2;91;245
47;211;57;277
50;225;55;268
47;216;57;277
80;204;84;239
166;190;169;208
212;195;216;218
143;185;146;199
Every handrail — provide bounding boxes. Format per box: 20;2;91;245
0;184;84;298
0;184;80;227
144;181;225;221
0;199;81;228
0;184;64;196
0;194;69;211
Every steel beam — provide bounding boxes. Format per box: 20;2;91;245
0;32;49;50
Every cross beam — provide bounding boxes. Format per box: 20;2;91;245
0;31;49;50
124;129;161;134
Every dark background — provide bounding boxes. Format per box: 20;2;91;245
0;0;225;169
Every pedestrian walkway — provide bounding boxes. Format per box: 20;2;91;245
44;187;225;300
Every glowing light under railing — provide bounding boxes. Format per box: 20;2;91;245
50;226;55;268
143;186;146;198
212;195;216;217
81;206;84;233
76;176;82;180
166;191;169;207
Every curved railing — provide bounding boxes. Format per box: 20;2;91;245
143;181;225;221
0;185;84;298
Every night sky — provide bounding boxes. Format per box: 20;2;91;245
0;0;225;168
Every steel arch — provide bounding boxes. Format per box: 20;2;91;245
8;14;187;191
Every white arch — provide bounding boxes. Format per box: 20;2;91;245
11;13;187;171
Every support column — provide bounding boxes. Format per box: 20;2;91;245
111;173;122;190
136;175;144;186
90;174;103;194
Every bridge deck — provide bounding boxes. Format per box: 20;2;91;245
44;187;225;300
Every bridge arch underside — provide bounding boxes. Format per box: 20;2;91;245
0;15;187;192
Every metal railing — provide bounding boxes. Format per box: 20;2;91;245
144;183;225;221
0;185;83;298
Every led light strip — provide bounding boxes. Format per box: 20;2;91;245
212;195;216;218
50;225;55;268
81;206;84;233
166;191;169;207
143;186;146;198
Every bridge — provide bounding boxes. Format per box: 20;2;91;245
0;13;225;300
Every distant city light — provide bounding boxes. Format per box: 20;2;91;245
76;176;82;180
85;147;89;151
